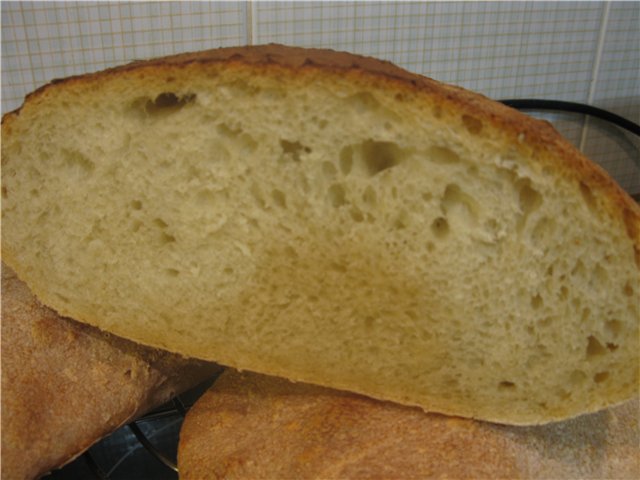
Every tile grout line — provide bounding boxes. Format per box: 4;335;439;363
246;0;256;45
579;0;611;152
18;2;37;92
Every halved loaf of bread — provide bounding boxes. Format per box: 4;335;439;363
2;44;638;425
178;370;640;480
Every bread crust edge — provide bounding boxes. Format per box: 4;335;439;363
3;44;638;264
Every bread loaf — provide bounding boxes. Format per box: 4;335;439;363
2;44;638;424
178;370;640;480
1;264;220;480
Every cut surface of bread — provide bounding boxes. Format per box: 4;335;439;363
178;370;640;480
2;44;639;425
0;264;220;480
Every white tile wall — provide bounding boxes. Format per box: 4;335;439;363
2;1;638;194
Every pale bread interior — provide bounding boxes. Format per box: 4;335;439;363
2;52;638;425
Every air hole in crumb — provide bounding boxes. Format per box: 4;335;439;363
605;319;622;337
250;184;266;208
531;294;543;310
442;183;478;226
538;316;552;327
217;123;242;138
394;211;409;230
517;180;542;232
431;217;449;238
195;190;217;207
518;181;542;216
239;133;258;153
586;335;606;358
427;146;460;164
498;381;516;390
361;140;405;176
223;267;234;275
311;116;328;129
350;208;364;222
124;369;132;379
272;189;287;208
165;268;180;277
346;91;381;112
153;218;169;229
36;211;50;225
593;371;609;383
362;185;377;207
570;370;587;385
131;200;143;210
280;139;310;162
141;92;196;117
322;161;337;179
606;342;619;352
328;184;347;208
145;92;196;116
462;114;483;134
131;220;142;232
339;146;353;175
248;218;259;229
62;150;95;178
364;316;375;330
2;186;7;199
559;286;569;300
322;161;338;180
330;262;347;273
579;182;597;211
623;282;634;297
593;264;608;284
160;232;176;244
571;260;586;277
531;217;555;243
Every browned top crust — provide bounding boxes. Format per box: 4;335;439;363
3;44;638;263
1;264;220;480
178;370;640;480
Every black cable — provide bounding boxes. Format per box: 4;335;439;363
83;451;109;480
172;396;188;417
499;99;640;137
128;422;178;472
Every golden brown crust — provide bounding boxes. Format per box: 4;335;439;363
3;44;638;263
0;264;220;480
178;370;640;480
